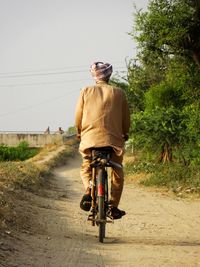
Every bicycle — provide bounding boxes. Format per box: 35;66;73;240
87;147;122;243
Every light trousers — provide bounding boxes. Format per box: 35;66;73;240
80;152;124;207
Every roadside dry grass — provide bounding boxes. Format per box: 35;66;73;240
123;154;149;185
124;152;200;199
0;139;77;231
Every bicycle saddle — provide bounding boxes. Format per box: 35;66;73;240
91;146;113;152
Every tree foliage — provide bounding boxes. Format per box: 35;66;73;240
133;0;200;68
131;107;187;163
125;0;200;165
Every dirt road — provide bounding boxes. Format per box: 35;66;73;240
2;155;200;267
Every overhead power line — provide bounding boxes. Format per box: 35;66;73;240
0;68;127;88
0;89;80;119
0;67;127;79
0;69;89;79
0;61;127;77
0;68;127;87
0;78;91;88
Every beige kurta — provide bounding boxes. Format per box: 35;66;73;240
75;81;130;155
75;81;130;207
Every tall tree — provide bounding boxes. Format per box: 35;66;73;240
132;0;200;69
127;0;200;163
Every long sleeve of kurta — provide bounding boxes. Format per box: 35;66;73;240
75;89;84;135
122;92;130;137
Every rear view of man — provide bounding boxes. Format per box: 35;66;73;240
75;62;130;219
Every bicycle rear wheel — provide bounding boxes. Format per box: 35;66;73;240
97;168;106;243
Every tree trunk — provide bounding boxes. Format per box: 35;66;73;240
158;143;173;163
192;50;200;70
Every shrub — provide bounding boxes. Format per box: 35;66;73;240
0;142;40;161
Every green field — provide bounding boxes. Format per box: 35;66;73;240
0;141;40;161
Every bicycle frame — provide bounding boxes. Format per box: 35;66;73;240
87;147;114;242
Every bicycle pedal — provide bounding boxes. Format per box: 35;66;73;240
106;213;114;220
106;219;114;223
87;214;95;221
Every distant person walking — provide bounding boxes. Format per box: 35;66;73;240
44;126;50;134
55;127;64;134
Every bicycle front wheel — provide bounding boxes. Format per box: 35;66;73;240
97;168;106;243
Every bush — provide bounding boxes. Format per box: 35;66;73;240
130;106;187;162
0;142;40;161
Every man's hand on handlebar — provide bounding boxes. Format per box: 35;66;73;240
77;133;81;140
123;134;129;141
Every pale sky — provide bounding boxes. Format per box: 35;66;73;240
0;0;149;132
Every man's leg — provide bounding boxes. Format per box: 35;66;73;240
107;152;126;219
80;154;92;211
110;153;124;207
80;155;92;191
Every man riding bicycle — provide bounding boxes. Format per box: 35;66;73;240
75;61;130;219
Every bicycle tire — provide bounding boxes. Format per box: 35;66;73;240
97;168;106;243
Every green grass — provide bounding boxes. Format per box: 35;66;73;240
0;141;40;161
140;163;200;193
125;160;157;175
124;151;200;195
